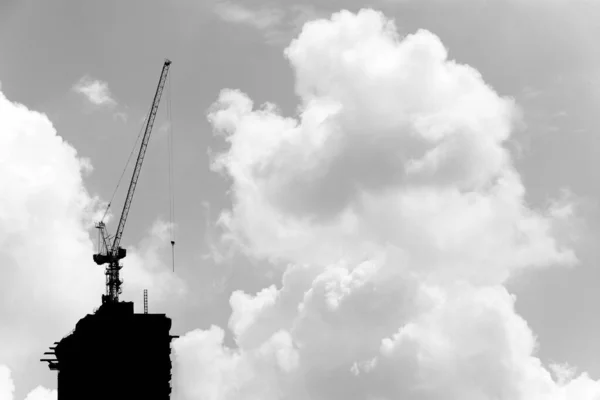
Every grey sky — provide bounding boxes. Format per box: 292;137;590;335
1;0;600;399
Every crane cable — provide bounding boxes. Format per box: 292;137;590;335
166;71;176;273
97;66;176;272
100;106;152;224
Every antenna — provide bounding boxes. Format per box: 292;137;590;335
143;289;148;314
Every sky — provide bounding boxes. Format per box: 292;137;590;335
1;0;600;399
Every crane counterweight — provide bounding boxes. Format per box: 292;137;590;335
93;59;172;305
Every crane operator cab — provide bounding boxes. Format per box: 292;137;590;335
93;247;127;265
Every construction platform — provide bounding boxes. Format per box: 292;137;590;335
41;300;178;400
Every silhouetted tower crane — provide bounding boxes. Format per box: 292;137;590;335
93;59;171;305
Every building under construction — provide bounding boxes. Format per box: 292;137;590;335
41;59;178;399
41;298;177;400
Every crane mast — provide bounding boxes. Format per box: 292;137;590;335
93;59;172;305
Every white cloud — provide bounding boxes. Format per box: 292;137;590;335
0;85;183;396
113;111;128;123
23;386;56;400
381;0;584;4
0;365;56;400
171;8;599;400
0;87;104;372
0;365;15;400
213;1;324;46
213;1;284;31
119;219;187;307
72;75;117;107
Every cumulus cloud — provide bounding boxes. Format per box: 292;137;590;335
0;366;15;400
0;85;184;397
0;365;57;400
120;219;187;306
0;87;104;372
72;76;117;107
172;8;599;400
381;0;580;4
22;386;56;400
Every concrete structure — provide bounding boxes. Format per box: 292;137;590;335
41;301;177;400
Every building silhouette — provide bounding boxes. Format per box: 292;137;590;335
41;299;177;400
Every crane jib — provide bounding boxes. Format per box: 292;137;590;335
111;59;171;253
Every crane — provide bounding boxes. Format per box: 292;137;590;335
93;59;172;305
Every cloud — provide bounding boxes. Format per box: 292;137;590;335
119;219;187;306
0;85;183;397
0;87;104;373
381;0;585;4
172;8;600;400
72;76;117;107
113;111;128;123
0;364;57;400
23;387;56;400
213;1;285;31
0;365;15;400
213;1;325;45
